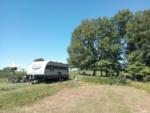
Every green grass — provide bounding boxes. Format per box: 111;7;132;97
0;82;29;92
79;75;127;85
0;80;80;109
79;75;150;93
128;81;150;93
0;75;150;113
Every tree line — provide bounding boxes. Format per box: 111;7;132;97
68;9;150;81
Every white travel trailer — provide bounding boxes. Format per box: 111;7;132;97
26;61;69;81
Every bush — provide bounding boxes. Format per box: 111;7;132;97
7;71;26;83
15;71;26;78
118;74;128;84
143;75;150;82
0;70;26;83
0;70;10;78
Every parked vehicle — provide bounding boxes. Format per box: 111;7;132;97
26;61;69;81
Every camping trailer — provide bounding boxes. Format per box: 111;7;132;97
26;61;69;81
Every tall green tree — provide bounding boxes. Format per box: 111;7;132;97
125;9;150;80
112;9;133;67
126;10;150;66
96;17;121;76
67;26;89;69
68;20;98;75
68;9;150;80
113;9;133;37
68;17;122;76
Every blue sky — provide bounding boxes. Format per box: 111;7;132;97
0;0;150;69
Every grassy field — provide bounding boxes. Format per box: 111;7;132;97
0;77;150;113
0;79;80;110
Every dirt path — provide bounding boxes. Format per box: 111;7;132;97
7;85;150;113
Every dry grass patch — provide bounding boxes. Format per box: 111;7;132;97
8;85;150;113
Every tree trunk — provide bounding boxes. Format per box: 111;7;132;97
116;71;120;77
105;70;108;77
93;69;96;76
101;68;103;77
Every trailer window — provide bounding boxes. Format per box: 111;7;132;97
46;65;54;71
46;65;68;71
53;66;68;70
50;66;54;71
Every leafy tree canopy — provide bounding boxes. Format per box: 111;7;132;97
34;58;45;62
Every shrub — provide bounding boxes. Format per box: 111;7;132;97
15;71;26;78
118;74;128;84
143;75;150;82
0;70;10;78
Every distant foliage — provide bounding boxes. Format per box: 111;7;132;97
0;70;9;78
34;58;45;62
0;67;26;83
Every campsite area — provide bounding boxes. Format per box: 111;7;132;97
0;1;150;113
0;76;150;113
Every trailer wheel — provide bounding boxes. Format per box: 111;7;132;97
59;76;62;81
